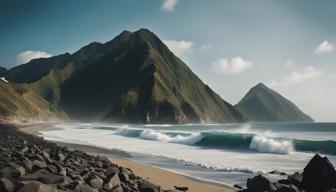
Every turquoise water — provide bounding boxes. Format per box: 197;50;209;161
40;122;336;187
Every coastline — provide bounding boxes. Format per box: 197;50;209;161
18;122;233;192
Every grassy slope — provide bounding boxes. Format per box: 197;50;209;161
0;80;66;121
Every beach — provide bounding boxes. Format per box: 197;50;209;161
16;122;233;192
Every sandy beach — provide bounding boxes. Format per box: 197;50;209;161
18;122;233;192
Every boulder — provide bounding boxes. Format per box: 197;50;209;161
89;176;103;189
302;154;336;192
72;175;84;183
246;175;276;192
23;169;65;184
0;177;14;192
17;181;57;192
57;153;65;162
139;181;160;192
32;160;47;170
9;162;25;176
0;167;14;178
287;172;302;188
104;173;121;189
118;172;129;182
23;158;33;172
274;183;299;192
75;183;98;192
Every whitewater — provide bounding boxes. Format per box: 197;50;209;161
39;122;336;187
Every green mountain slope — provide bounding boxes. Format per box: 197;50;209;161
0;80;66;121
235;83;313;122
4;29;245;123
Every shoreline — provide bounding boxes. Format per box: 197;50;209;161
17;122;234;192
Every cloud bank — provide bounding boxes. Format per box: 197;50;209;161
16;50;52;64
269;66;323;88
161;0;178;12
211;57;252;75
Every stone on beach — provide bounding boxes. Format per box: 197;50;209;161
241;154;336;192
302;154;336;192
0;123;162;192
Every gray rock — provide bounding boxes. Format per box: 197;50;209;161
40;151;49;160
139;181;160;192
57;153;65;162
89;176;103;189
246;175;276;192
19;146;29;154
0;177;14;192
104;173;121;189
17;181;58;192
287;172;302;188
0;167;13;178
23;169;65;184
75;183;98;192
9;162;26;176
302;154;336;192
72;175;84;183
46;165;57;174
275;183;299;192
118;172;129;182
23;158;33;172
32;160;47;170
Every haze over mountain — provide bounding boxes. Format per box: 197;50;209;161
235;83;314;122
1;29;245;123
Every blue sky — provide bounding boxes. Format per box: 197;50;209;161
1;0;336;121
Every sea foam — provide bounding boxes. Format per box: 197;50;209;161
249;135;293;154
139;129;203;145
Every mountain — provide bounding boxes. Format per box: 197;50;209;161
235;83;313;122
3;29;245;123
0;80;66;121
0;66;7;77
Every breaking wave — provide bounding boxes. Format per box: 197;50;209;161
106;127;336;155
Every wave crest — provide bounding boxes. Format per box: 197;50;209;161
139;129;203;145
249;135;293;154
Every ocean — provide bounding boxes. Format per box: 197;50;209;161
39;122;336;188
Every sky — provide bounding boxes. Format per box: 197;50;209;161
1;0;336;121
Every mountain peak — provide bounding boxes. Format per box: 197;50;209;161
235;83;313;122
251;82;270;92
255;82;267;88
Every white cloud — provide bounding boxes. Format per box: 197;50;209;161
161;0;178;12
314;41;335;54
16;50;52;64
211;57;252;75
269;66;323;88
163;40;194;57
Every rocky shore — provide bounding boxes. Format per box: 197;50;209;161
238;154;336;192
0;123;164;192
